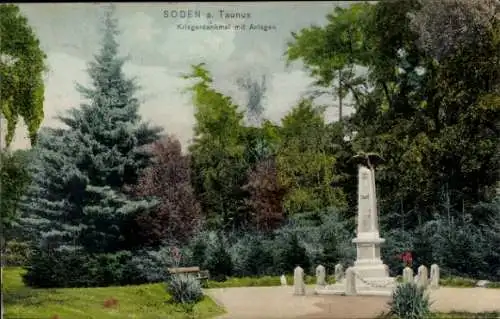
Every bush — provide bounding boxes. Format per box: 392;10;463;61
204;232;233;281
273;231;310;274
166;274;203;304
4;240;31;266
388;282;431;319
125;248;171;284
23;247;135;288
229;233;274;277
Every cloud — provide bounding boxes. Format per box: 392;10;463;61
120;12;161;46
264;69;315;122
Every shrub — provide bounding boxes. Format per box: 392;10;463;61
382;229;414;277
388;282;431;319
23;247;135;288
4;240;31;266
125;248;170;284
203;231;233;281
166;274;203;304
229;233;274;277
273;231;310;274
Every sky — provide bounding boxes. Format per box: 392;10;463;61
8;2;358;150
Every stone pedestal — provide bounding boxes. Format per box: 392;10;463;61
316;165;396;296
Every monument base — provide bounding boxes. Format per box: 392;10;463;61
315;276;397;297
315;262;397;297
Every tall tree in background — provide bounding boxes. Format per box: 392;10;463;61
237;74;267;126
0;4;46;146
184;63;249;231
133;136;202;246
20;6;162;253
243;157;286;232
287;3;371;122
286;0;500;226
276;99;346;215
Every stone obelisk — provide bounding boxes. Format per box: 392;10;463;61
350;165;395;295
315;162;395;296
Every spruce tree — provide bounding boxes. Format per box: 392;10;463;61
20;7;162;254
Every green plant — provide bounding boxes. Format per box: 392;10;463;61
4;240;31;266
23;247;135;288
439;277;476;288
388;282;432;319
166;274;203;304
204;232;233;281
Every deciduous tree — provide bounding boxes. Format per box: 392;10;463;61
134;136;202;245
0;4;46;146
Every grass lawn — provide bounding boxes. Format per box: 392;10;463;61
2;267;225;319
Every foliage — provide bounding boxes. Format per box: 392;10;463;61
242;157;286;232
276;99;347;215
125;248;171;284
273;230;310;274
0;149;32;239
286;0;500;226
408;0;499;61
19;7;162;259
184;63;249;231
133;136;202;246
388;282;432;319
272;208;355;274
4;267;224;319
3;240;31;266
229;233;274;277
166;274;203;304
0;4;46;146
287;3;372;120
203;232;233;281
23;247;136;288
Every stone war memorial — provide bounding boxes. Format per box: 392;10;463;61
316;155;397;296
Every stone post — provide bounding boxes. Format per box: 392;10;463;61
430;264;440;289
316;265;326;287
280;274;287;286
417;265;429;289
293;266;305;295
384;264;390;277
345;267;357;296
334;263;344;282
402;266;414;283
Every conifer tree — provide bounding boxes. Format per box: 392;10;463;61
20;6;162;254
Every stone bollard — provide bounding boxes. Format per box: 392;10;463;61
402;266;414;283
293;266;306;295
417;265;429;289
384;264;390;277
280;274;288;286
430;264;440;289
316;265;326;287
345;267;357;296
334;263;344;282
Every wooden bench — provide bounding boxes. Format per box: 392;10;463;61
167;267;210;286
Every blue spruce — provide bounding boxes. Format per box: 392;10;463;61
20;6;162;258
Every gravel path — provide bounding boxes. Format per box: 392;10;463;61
205;286;500;319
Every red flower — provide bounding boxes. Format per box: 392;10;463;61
399;251;413;267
